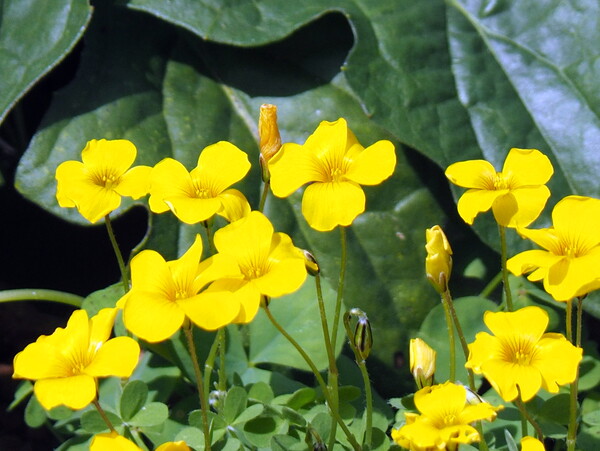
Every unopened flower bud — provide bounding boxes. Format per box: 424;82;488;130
354;316;373;361
301;249;320;276
410;338;436;389
425;225;453;294
258;104;281;182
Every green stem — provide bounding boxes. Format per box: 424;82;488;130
262;300;361;451
204;331;221;403
567;297;584;451
442;290;475;389
343;314;373;448
202;220;216;255
441;294;456;382
498;225;513;311
479;271;503;299
330;226;347;352
104;214;129;293
258;180;270;213
92;399;116;433
218;328;227;394
475;422;489;451
183;323;212;451
515;389;544;441
316;275;340;450
566;298;573;343
0;289;83;307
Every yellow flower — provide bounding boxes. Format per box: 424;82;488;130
269;118;396;231
210;211;308;323
56;139;151;223
410;338;436;389
507;195;600;301
445;148;553;227
149;141;251;224
521;436;545;451
425;225;452;294
465;306;582;402
13;308;140;410
120;235;241;342
91;432;143;451
391;382;500;450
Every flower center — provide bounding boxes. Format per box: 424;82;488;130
92;169;121;189
493;172;509;190
244;265;263;279
502;336;536;366
329;167;343;182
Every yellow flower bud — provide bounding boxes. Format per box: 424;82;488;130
410;338;436;389
300;249;320;276
258;104;281;182
425;225;453;294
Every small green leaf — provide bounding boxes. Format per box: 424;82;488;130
47;405;75;421
243;416;278;448
9;380;33;411
81;409;122;433
280;406;306;426
232;404;264;426
579;355;600;392
174;426;204;450
538;394;571;426
247;382;274;404
223;386;248;424
120;379;149;421
82;283;125;317
271;435;304;451
24;395;46;428
128;402;169;427
285;387;316;410
584;410;600;426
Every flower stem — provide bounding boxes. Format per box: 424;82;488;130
566;298;573;343
218;328;227;393
202;220;216;255
498;225;513;311
204;331;221;404
262;300;361;451
330;226;347;352
316;275;340;450
514;390;544;441
343;313;373;448
441;293;456;382
567;297;584;451
258;180;270;213
92;399;116;433
104;214;129;293
183;322;212;451
479;271;503;299
0;289;83;307
442;290;475;389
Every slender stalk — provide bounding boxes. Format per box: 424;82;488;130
183;323;212;451
202;220;216;255
203;331;221;402
343;315;373;447
262;301;361;451
258;180;270;213
441;294;456;382
498;225;513;311
104;214;129;292
316;275;340;450
0;289;83;307
479;271;503;299
567;297;584;451
218;328;227;393
330;226;347;351
92;399;116;433
442;290;475;388
475;422;489;451
566;298;573;343
514;390;543;440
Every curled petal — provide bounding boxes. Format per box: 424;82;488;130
492;186;550;227
149;158;194;213
218;189;251;222
456;189;501;225
302;181;365;231
115;165;152;199
507;249;562;276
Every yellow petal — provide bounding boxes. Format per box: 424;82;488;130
507;249;561;276
178;290;240;331
13;340;69;379
166;196;222;224
445;160;496;189
195;253;243;291
124;291;185;343
155;441;191;451
415;382;466;418
492;186;550;227
545;254;600;301
456;189;501;225
115;165;152;199
217;279;261;324
85;337;140;378
553;195;600;248
302;181;365;231
502;148;554;186
168;235;203;292
535;334;582;391
129;250;175;296
465;332;499;373
344;139;396;185
483;307;548;340
194;141;251;193
149;158;194;213
214;211;274;264
482;358;540;402
91;432;144;451
217;189;251;222
34;375;97;410
521;436;546;451
269;143;323;197
89;308;118;348
81;139;137;175
55;160;86;208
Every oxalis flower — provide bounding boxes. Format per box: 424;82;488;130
269;118;396;231
209;211;308;323
13;308;140;410
445;148;553;227
91;432;190;451
149;141;251;224
465;306;582;402
507;195;600;301
56;139;151;223
391;382;501;450
119;235;242;343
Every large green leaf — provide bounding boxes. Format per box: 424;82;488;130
0;0;92;124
